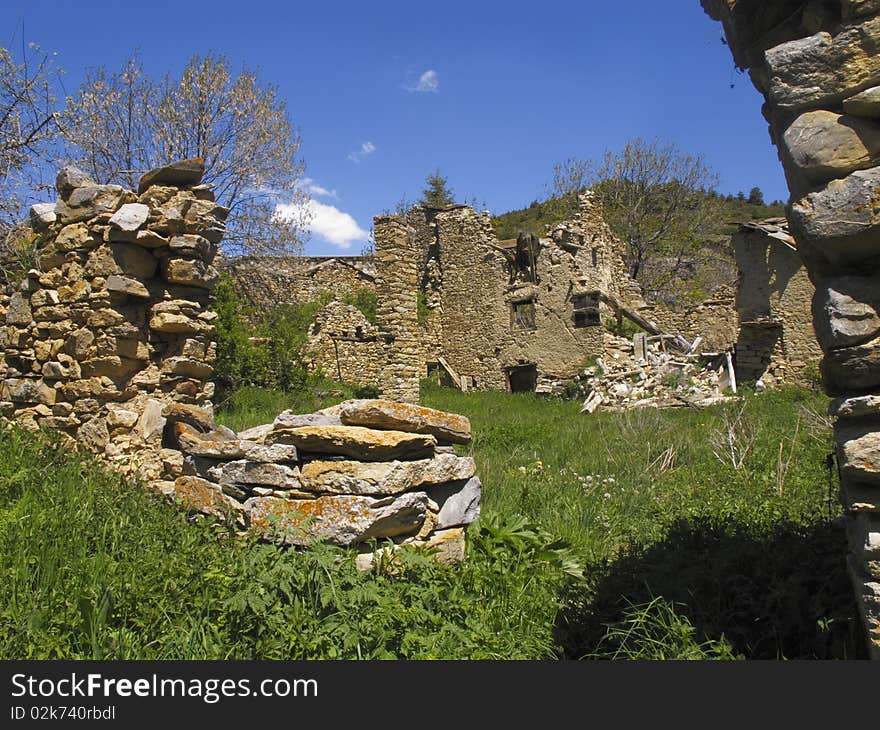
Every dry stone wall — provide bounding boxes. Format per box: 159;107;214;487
703;0;880;657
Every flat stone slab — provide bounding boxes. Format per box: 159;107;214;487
207;460;301;490
244;492;428;546
175;422;249;459
268;425;436;461
273;411;342;428
339;399;471;444
837;421;880;485
830;395;880;420
138;158;205;194
300;453;476;495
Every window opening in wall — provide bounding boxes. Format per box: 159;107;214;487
592;248;598;267
511;298;537;331
507;364;538;393
572;291;600;328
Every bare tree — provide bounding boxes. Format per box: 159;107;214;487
61;52;310;256
545;156;592;219
0;39;62;228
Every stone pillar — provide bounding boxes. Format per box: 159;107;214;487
703;0;880;657
374;215;421;403
3;159;225;483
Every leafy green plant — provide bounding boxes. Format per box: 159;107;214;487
342;287;377;324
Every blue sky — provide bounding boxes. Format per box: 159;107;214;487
3;0;786;255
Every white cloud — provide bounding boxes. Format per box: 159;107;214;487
276;199;370;250
347;141;378;163
405;69;439;93
299;177;338;199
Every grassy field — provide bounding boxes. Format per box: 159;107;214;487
0;383;864;659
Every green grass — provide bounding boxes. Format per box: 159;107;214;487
0;383;865;659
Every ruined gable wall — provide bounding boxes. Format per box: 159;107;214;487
302;300;380;387
646;292;738;353
734;229;819;386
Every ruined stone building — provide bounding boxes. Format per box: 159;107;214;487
733;218;820;387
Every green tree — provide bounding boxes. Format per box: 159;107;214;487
747;186;765;205
419;168;456;207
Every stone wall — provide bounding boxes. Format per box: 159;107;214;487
703;0;880;657
5;159;223;483
302;300;380;387
734;222;820;386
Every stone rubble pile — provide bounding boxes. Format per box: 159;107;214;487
578;335;736;413
162;398;481;565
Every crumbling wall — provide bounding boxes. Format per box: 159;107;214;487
703;0;880;657
734;224;819;386
373;216;422;403
647;291;738;353
302;300;380;387
5;159;223;483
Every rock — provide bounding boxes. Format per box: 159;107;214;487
842;481;880;513
172;476;242;521
831;395;880;419
105;274;150;299
300;454;476;496
268;425;436;461
6;293;32;325
161;356;213;379
111;243;158;279
207;460;301;490
149;312;203;334
766;18;880;111
410;527;466;563
29;202;56;230
837;421;880;485
55;165;94;198
106;406;139;429
241;442;299;463
77;417;110;452
139;398;167;442
174;422;247;459
429;476;482;528
339;399;472;444
822;338;880;395
813;276;880;350
781;111;880;186
3;378;55;405
789;167;880;264
161;258;218;289
244;492;428;546
138;158;205;194
162;402;215;432
273;411;343;428
238;423;274;442
845;85;880;118
135;229;169;248
108;203;149;237
169;234;214;260
55;184;125;224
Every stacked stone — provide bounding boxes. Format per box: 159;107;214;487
168;398;481;564
1;159;225;481
703;0;880;658
373;216;422;403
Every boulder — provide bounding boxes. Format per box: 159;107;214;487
138;158;205;194
174;422;248;459
837;421;880;485
813;276;880;350
789;167;880;264
172;475;242;521
161;257;218;289
429;476;482;528
108;203;149;237
830;395;880;419
822;338;880;395
339;399;472;444
55;222;98;251
244;492;428;546
111;243;158;279
149;312;203;334
139;398;167;442
55;184;126;224
55;165;94;198
29;202;56;230
169;234;214;260
105;274;150;299
300;454;476;496
77;417;110;452
268;425;436;461
207;460;301;490
781;111;880;186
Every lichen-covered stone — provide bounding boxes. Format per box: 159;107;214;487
268;424;436;461
172;475;241;521
300;453;475;495
339;399;472;444
244;492;428;546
